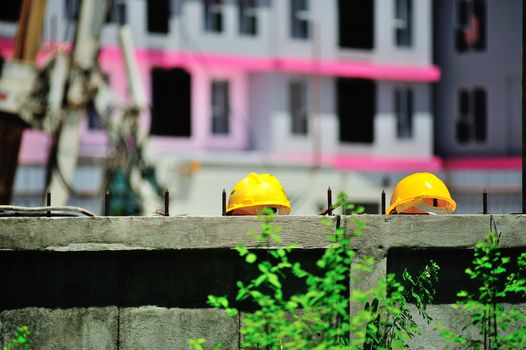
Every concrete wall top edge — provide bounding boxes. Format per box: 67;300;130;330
0;215;525;251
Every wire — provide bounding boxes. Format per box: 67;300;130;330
0;205;96;217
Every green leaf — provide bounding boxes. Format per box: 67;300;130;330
245;253;257;263
235;243;248;256
457;290;468;298
267;273;281;288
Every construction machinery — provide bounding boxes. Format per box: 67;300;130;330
0;0;164;215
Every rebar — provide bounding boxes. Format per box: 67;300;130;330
327;187;333;216
164;189;169;216
381;190;386;215
483;190;488;214
105;190;110;216
222;189;226;216
46;192;51;217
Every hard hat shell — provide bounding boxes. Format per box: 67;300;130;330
226;173;291;215
387;172;456;215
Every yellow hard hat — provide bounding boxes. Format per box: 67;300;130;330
387;172;456;215
226;173;291;215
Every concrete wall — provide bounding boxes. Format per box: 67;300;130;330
0;215;525;348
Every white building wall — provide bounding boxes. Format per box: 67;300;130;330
374;0;432;65
375;82;433;158
251;74;433;159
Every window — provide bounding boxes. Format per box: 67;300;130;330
456;88;486;143
338;0;374;49
87;102;103;130
394;0;412;47
211;80;230;135
0;0;22;22
337;78;376;143
204;0;223;33
395;88;414;139
238;0;257;35
290;0;309;39
147;0;170;34
455;0;486;52
106;0;127;24
87;73;110;131
289;81;308;135
150;67;192;137
64;0;80;20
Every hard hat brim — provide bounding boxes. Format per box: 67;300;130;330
226;203;291;215
387;196;457;215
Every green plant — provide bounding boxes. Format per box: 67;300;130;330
440;218;526;349
363;262;439;349
191;194;438;349
187;338;222;350
2;326;30;350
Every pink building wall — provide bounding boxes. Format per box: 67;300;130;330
10;38;516;173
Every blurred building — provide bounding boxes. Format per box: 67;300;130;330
433;0;522;213
3;0;519;214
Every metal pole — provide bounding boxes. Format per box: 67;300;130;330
381;190;386;215
483;190;488;214
46;192;51;217
222;189;226;216
327;187;333;216
105;190;110;216
164;189;169;216
523;0;526;213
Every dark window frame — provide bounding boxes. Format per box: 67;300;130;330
456;87;487;144
455;0;486;52
105;0;127;24
337;78;376;144
88;72;110;131
289;80;309;135
150;67;192;138
394;87;414;139
394;0;413;47
338;0;375;50
211;80;230;135
204;0;224;33
64;0;80;21
238;0;258;36
290;0;310;40
0;1;22;22
147;0;170;34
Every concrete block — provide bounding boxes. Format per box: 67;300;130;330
0;307;118;350
410;304;526;349
119;307;239;350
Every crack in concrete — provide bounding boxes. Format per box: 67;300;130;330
116;307;121;350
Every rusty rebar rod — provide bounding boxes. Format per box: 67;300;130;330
164;189;170;216
105;190;110;216
483;190;488;214
222;189;226;216
46;192;51;217
327;187;333;216
381;190;386;215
